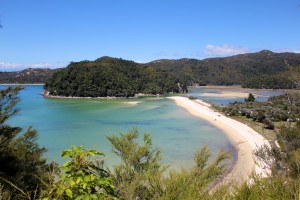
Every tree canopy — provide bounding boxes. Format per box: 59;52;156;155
149;50;300;88
2;51;300;89
0;86;50;199
44;57;187;97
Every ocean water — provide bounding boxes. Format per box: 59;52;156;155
0;85;281;169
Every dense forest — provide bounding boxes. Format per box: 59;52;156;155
148;50;300;88
241;74;296;89
1;86;300;199
44;57;187;97
1;51;300;89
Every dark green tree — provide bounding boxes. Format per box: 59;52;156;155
244;93;255;102
41;145;117;200
44;57;187;98
0;86;50;199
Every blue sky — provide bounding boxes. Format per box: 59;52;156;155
0;0;300;71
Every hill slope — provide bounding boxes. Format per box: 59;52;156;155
0;68;57;84
1;50;300;89
148;50;300;88
44;57;187;97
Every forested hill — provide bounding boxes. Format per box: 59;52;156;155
0;68;57;84
44;57;187;97
148;50;300;88
2;50;300;89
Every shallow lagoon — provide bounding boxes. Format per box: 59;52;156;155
1;85;282;169
187;86;283;105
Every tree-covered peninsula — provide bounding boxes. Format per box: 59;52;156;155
44;57;188;98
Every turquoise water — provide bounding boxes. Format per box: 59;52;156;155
1;85;281;169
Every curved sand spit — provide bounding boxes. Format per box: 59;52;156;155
168;96;271;184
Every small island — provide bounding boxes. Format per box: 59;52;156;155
44;56;188;98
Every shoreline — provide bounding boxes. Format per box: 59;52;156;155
42;90;144;100
41;90;174;100
189;85;285;91
168;96;271;185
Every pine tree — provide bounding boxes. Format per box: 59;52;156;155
245;93;255;102
0;86;50;199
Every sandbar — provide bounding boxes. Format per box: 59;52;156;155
199;92;261;98
123;101;140;105
168;96;271;185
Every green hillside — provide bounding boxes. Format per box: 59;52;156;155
44;57;187;97
2;50;300;89
148;50;300;88
0;68;57;84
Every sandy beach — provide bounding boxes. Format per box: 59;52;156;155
199;92;262;98
190;85;281;99
168;96;271;184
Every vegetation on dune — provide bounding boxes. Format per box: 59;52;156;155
219;91;300;126
244;93;256;102
215;89;300;198
44;57;187;97
228;125;300;200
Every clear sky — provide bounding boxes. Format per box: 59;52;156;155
0;0;299;71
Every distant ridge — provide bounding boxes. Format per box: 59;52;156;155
1;50;300;88
148;50;300;88
0;68;60;84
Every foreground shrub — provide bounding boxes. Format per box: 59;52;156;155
108;129;229;200
0;86;50;199
41;145;117;200
231;175;300;200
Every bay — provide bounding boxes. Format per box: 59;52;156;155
1;85;282;169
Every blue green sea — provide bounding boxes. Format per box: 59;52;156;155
0;85;283;169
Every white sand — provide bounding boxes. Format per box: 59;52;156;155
194;99;211;107
123;101;140;105
199;92;262;98
168;96;271;184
